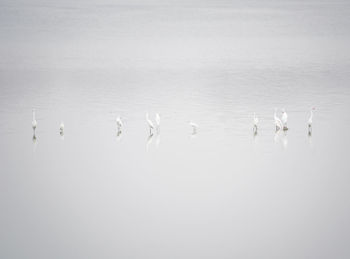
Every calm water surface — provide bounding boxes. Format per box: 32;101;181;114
1;0;350;258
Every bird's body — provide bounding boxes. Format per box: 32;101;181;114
281;108;288;130
155;113;160;132
32;120;37;130
59;122;64;135
274;108;283;131
146;113;154;133
32;109;37;130
253;113;258;132
189;121;198;133
116;117;123;131
308;108;315;128
308;107;315;135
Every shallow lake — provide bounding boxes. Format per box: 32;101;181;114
1;0;350;258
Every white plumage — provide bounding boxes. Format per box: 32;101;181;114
253;113;258;131
59;121;64;133
281;108;288;130
116;116;123;131
189;121;198;133
32;109;37;130
155;113;160;131
308;107;315;127
146;113;154;133
274;108;283;131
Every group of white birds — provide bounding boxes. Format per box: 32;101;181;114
31;107;315;137
273;108;289;132
144;113;198;135
31;109;64;136
253;107;315;134
31;109;197;137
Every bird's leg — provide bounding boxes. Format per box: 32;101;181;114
308;126;312;136
192;128;197;135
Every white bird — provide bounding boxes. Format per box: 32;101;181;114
32;109;37;130
281;108;288;130
308;107;315;135
253;113;259;132
60;121;64;134
308;107;315;128
116;116;123;132
146;113;154;134
274;108;283;131
189;121;198;134
155;113;160;132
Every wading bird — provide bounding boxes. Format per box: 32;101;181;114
308;107;315;134
189;121;198;134
274;108;283;131
155;113;160;132
60;121;64;134
32;109;37;131
253;113;258;133
146;113;154;134
281;108;288;130
116;116;123;132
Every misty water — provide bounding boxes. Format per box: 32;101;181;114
1;0;350;258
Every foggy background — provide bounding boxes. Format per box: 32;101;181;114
1;0;350;258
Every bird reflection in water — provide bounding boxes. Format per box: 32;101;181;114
274;130;288;149
253;127;258;138
146;133;153;151
116;129;122;142
274;130;281;143
308;127;313;148
190;129;198;139
60;130;64;140
282;131;288;149
308;125;312;137
156;133;161;148
32;133;37;152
